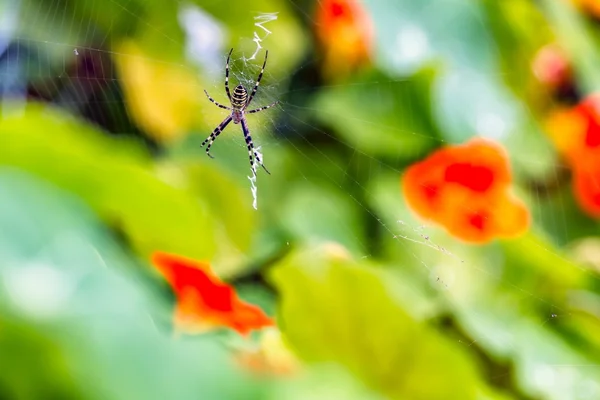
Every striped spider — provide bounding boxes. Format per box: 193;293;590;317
201;48;278;174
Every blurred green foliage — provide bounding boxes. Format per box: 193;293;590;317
2;0;600;399
0;171;264;400
0;104;217;260
270;246;500;400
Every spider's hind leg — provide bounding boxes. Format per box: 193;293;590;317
201;116;233;158
241;117;270;175
254;151;271;175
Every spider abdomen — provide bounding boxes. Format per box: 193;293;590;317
201;49;276;174
232;85;248;110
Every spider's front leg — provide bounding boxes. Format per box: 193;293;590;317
201;116;233;158
204;90;231;110
241;117;270;175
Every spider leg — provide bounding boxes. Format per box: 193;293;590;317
246;100;279;114
204;90;231;110
241;117;270;175
225;48;233;101
201;116;233;158
245;50;268;108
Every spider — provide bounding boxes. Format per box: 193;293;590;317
201;48;278;174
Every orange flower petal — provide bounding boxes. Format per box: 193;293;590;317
403;138;511;218
579;95;600;148
445;138;511;190
573;168;600;218
546;94;600;217
402;138;529;243
314;0;374;78
546;106;590;164
547;95;600;161
402;162;447;220
152;252;274;336
443;189;530;243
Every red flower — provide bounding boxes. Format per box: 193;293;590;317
547;94;600;216
314;0;374;79
574;168;600;217
152;252;274;336
402;138;530;243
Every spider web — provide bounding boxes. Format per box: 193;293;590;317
2;0;600;398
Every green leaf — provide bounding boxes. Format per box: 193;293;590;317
0;102;215;259
271;364;386;400
269;245;495;400
0;170;264;400
455;299;600;400
312;68;440;160
480;0;553;98
0;321;84;400
539;0;600;94
279;183;365;255
501;233;587;295
181;161;260;276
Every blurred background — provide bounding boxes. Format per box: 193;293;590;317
2;0;600;399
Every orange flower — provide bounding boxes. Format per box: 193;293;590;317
547;94;600;216
573;168;600;217
152;252;274;336
402;138;530;243
314;0;374;79
570;0;600;19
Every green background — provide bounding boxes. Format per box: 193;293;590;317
1;0;600;399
